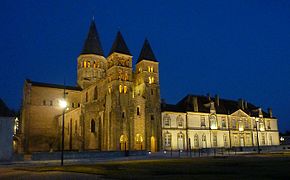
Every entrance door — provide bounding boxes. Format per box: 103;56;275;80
151;136;156;152
177;133;184;150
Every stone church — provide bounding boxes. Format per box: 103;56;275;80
19;20;279;153
20;20;161;153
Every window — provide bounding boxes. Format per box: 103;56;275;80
201;116;206;127
151;89;154;95
148;66;153;72
164;133;171;147
177;115;183;128
246;135;251;146
232;118;236;129
75;120;78;134
50;100;53;106
83;61;87;68
245;119;250;129
93;62;96;68
202;134;207;148
261;134;266;145
135;134;143;144
222;118;226;128
85;92;88;102
72;102;74;108
87;61;91;68
177;133;184;150
267;121;271;130
119;85;123;93
213;134;217;147
43;100;46;106
108;86;112;94
138;67;142;73
78;103;80;107
148;76;154;84
209;115;217;129
194;134;199;148
223;134;228;147
234;135;238;146
124;86;127;93
124;73;128;81
151;115;154;121
94;86;98;100
122;111;125;118
137;107;140;115
163;114;171;127
91;119;95;133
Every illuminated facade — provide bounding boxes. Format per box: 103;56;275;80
20;20;279;153
20;20;161;152
161;95;280;150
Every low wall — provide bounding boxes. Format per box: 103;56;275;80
31;150;147;161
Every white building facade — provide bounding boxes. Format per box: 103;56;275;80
161;95;279;150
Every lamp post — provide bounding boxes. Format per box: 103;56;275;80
255;118;260;154
59;97;67;166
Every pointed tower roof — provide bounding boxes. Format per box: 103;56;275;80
137;39;157;63
81;20;104;56
109;31;131;56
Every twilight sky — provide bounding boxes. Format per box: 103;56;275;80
1;0;289;132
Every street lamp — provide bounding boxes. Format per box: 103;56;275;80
255;118;260;154
59;99;67;166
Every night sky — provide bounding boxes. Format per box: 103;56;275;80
1;0;289;132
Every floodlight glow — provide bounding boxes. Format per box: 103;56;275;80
59;99;67;109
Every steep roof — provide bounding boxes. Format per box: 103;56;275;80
81;20;104;56
26;79;82;91
109;31;131;56
137;39;157;63
162;94;272;118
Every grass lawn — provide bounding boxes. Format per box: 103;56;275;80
21;153;290;179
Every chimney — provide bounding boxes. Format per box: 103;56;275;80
210;101;216;114
238;99;244;110
258;108;263;118
207;93;211;101
268;108;273;118
193;96;198;112
244;101;248;109
215;94;220;106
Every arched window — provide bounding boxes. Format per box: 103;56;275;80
94;86;98;100
163;114;171;127
177;115;184;128
91;119;95;133
83;61;87;68
137;107;140;115
194;134;199;148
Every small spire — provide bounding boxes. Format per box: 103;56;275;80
108;31;131;56
137;39;157;63
81;20;104;56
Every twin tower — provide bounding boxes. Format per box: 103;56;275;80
77;20;161;151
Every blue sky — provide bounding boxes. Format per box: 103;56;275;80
1;0;289;132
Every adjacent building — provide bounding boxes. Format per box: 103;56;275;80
161;95;279;150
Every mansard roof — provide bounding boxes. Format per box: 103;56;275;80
109;31;131;56
137;39;157;63
162;94;272;118
26;79;82;91
81;20;104;56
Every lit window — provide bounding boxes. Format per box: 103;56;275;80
164;133;171;147
151;66;154;72
124;73;128;81
148;66;150;72
83;61;87;68
163;114;171;127
138;67;142;73
177;115;183;127
135;134;143;144
87;61;91;68
148;77;154;84
93;62;96;68
119;85;123;93
124;86;127;93
108;87;112;94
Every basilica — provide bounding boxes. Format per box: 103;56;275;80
19;20;279;153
